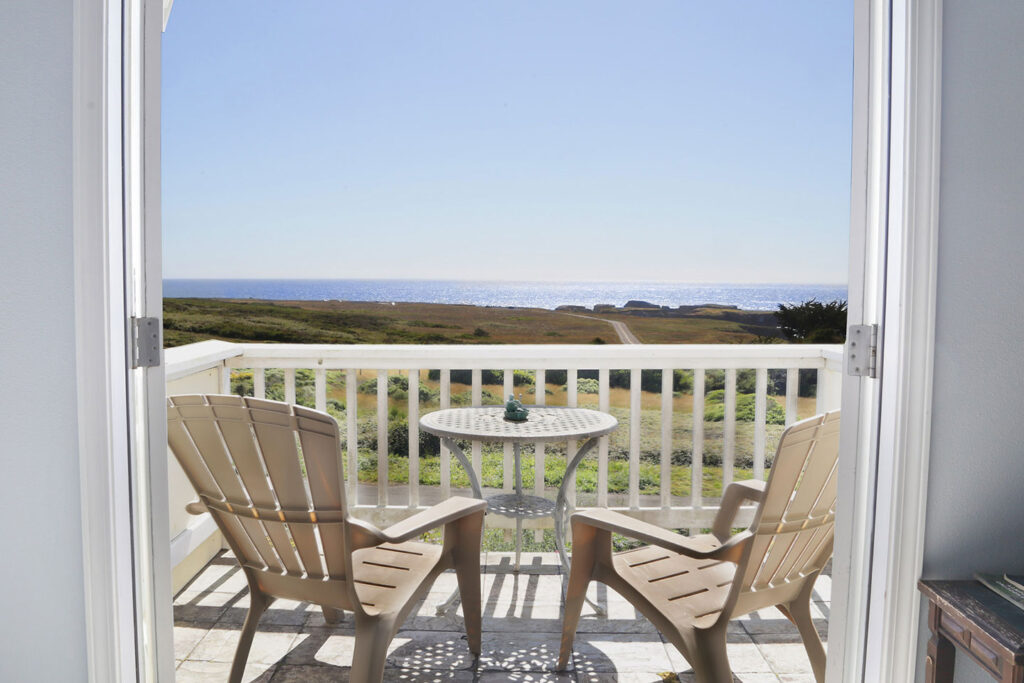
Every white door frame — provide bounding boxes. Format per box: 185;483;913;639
73;1;943;680
864;0;943;680
73;0;173;681
829;1;943;681
73;0;137;679
825;0;894;679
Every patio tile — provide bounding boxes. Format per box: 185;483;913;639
215;596;315;627
570;633;674;675
577;673;681;682
750;636;822;676
386;631;478;671
267;664;345;682
281;629;356;668
384;669;477;682
478;671;576;682
480;571;564;632
675;675;780;683
304;606;352;629
175;658;276;682
188;626;299;666
173;597;233;627
665;633;771;675
177;559;249;596
486;552;563;574
174;625;209;661
479;631;568;672
737;604;828;636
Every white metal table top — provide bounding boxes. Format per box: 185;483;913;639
419;406;618;443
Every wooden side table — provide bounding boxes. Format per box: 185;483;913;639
919;579;1024;682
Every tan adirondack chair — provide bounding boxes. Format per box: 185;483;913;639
558;410;840;683
167;394;486;683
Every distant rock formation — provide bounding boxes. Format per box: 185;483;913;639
624;300;660;309
555;305;589;312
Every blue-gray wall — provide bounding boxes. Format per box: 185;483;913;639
918;1;1024;681
0;0;88;680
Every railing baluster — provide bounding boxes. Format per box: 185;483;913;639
503;369;514;492
440;369;451;498
408;369;420;509
377;370;388;507
346;368;358;504
598;368;610;508
315;368;326;412
692;369;705;523
471;369;482;489
534;368;546;541
816;368;826;414
723;368;736;493
786;368;799;425
629;368;641;510
253;368;266;399
754;368;768;481
284;368;296;405
660;368;673;510
566;369;578;510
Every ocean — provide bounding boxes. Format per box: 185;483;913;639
163;279;847;312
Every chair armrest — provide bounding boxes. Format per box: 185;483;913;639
381;496;487;543
185;501;207;515
573;508;752;564
348;497;487;549
712;480;766;542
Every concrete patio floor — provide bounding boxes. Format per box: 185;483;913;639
174;551;830;682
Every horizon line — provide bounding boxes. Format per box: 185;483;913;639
162;276;849;287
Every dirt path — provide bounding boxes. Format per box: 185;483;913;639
562;313;641;344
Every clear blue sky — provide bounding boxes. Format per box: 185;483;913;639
162;1;852;283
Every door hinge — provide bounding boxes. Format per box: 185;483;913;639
846;324;878;378
131;316;162;369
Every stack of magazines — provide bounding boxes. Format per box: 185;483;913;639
976;573;1024;611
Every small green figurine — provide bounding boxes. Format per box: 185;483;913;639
504;394;530;422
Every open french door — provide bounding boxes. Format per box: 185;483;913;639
830;0;943;681
124;0;175;680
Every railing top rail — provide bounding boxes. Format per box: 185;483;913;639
222;343;843;370
165;340;244;381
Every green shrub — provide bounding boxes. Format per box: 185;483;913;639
703;392;786;425
358;374;438;402
426;369;534;386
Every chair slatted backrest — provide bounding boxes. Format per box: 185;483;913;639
167;395;350;581
741;411;841;592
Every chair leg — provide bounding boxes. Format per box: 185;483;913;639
557;522;602;671
779;589;827;683
228;590;272;683
350;616;394;683
320;606;343;625
451;510;485;655
688;625;733;683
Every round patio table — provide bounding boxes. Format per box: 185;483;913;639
419;405;619;571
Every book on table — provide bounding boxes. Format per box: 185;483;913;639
976;573;1024;612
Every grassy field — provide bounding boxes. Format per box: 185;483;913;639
164;298;782;347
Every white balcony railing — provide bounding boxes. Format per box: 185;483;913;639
164;340;843;591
